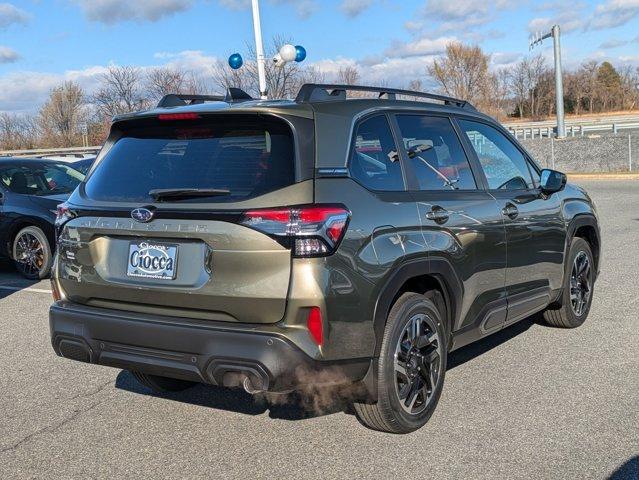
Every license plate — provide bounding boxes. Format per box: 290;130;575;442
127;242;178;280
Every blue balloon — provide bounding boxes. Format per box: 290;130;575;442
228;53;243;70
295;45;307;63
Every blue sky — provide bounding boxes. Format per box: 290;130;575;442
1;0;638;112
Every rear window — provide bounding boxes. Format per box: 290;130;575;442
84;115;296;203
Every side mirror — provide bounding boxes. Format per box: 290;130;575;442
540;169;567;194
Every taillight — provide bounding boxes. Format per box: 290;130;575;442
307;307;323;346
55;203;75;229
241;204;350;257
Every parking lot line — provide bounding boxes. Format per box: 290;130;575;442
0;285;52;294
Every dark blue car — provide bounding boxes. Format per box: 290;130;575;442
0;158;84;279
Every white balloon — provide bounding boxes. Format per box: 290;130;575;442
279;44;297;63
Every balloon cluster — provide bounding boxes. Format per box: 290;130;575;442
228;44;306;70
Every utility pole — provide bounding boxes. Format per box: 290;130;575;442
530;25;566;138
251;0;268;99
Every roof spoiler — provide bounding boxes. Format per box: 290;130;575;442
294;83;475;110
157;88;254;108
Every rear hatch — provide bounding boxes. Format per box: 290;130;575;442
56;112;314;324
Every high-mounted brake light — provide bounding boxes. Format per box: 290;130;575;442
158;113;201;121
241;204;350;257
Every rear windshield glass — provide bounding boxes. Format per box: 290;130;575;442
84;115;296;203
0;163;84;196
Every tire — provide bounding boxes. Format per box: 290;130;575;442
543;237;595;328
12;226;53;280
131;371;198;393
353;292;447;434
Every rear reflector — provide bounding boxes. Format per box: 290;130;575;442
51;280;62;302
158;113;201;121
307;307;323;346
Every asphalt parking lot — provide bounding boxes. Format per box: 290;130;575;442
0;180;637;480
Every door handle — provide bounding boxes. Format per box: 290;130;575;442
501;203;519;220
426;206;450;224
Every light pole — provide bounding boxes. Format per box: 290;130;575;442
530;24;566;138
251;0;268;100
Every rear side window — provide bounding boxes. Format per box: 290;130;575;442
458;119;534;190
349;115;404;191
396;115;476;191
85;115;295;203
0;163;84;196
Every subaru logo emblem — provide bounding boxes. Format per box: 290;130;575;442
131;208;154;223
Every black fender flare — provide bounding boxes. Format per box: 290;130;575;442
565;213;600;272
371;256;463;357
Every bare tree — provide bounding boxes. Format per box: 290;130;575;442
146;67;187;101
212;59;256;94
38;81;86;147
92;66;149;118
507;58;530;118
337;66;361;85
146;67;211;102
0;113;39;150
579;61;599;114
428;43;491;104
407;79;423;92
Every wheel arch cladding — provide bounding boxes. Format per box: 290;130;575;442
372;257;462;356
568;215;600;274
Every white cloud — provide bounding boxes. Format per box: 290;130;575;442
340;0;373;17
267;0;317;18
491;52;521;66
411;0;512;37
589;0;639;29
422;0;512;20
0;3;29;29
72;0;194;24
385;36;456;58
0;50;220;113
218;0;251;9
527;15;584;34
599;38;630;49
309;55;438;88
218;0;367;19
404;20;423;31
0;45;19;63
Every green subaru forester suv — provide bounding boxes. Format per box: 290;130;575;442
50;84;600;433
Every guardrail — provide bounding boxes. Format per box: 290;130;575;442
0;146;101;158
508;123;639;140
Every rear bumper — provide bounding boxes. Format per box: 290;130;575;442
49;302;371;393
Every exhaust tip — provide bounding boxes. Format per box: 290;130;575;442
243;375;265;395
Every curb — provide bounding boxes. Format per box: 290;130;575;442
567;173;639;180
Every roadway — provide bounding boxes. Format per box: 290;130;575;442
0;180;637;479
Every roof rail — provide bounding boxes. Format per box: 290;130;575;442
157;88;253;108
295;84;475;109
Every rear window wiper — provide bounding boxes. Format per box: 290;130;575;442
149;188;231;201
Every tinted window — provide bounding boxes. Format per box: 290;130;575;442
396;115;476;191
84;115;295;203
72;158;95;175
459;120;534;190
349;115;404;191
0;163;84;196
